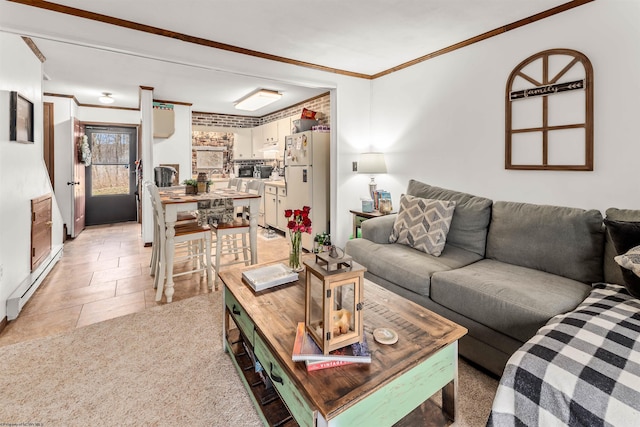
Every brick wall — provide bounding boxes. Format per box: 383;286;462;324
260;92;330;125
192;113;258;128
192;92;330;127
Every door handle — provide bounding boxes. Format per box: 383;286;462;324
67;181;80;186
269;362;283;385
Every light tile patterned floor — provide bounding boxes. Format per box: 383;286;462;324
0;221;289;347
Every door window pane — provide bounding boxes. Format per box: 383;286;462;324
91;133;130;164
91;165;130;196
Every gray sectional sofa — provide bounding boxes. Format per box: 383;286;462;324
345;179;629;376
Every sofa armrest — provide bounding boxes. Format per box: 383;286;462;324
361;214;397;244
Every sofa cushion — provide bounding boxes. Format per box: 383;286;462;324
389;195;456;256
604;218;640;298
344;237;482;297
406;180;493;257
430;259;591;342
603;208;640;285
361;213;397;244
486;201;604;284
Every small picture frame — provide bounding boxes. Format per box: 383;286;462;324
9;91;34;144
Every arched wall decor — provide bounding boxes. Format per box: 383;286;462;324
505;49;593;171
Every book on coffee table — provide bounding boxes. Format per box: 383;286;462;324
242;263;299;292
291;322;371;368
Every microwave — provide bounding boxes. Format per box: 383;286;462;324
238;165;254;177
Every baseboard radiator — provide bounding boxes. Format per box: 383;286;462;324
6;244;64;321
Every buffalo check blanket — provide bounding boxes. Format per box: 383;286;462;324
488;283;640;427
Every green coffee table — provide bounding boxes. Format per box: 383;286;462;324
221;261;467;426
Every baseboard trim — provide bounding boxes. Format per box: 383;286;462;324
6;244;64;321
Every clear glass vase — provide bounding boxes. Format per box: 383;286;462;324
289;232;303;272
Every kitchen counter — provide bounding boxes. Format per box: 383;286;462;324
264;180;286;188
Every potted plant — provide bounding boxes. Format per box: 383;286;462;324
183;179;198;194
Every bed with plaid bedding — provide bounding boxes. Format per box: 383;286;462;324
488;283;640;427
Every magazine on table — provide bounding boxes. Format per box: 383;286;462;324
291;322;371;365
305;358;355;372
242;263;299;292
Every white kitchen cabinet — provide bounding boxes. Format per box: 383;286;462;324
265;184;278;228
233;129;253;160
265;184;287;232
251;125;264;159
263;120;278;145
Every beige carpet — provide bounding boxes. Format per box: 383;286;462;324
0;291;498;426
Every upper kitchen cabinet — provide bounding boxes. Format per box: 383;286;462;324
232;128;253;160
251;125;264;159
263;120;278;145
242;116;293;160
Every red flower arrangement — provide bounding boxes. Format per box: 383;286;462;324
284;206;311;271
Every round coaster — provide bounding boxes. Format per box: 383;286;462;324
373;328;398;345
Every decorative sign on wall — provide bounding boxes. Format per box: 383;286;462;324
509;79;585;100
505;49;593;171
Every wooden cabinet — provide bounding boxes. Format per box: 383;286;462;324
265;184;287;232
31;194;52;271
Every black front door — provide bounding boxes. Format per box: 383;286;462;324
85;125;137;225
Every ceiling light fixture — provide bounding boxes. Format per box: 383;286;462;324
99;92;114;104
234;89;282;111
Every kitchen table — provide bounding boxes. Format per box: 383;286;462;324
159;188;261;302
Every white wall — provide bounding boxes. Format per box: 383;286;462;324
78;105;141;125
0;33;64;320
153;104;192;184
365;1;640;219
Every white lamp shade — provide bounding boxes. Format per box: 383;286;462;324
358;152;387;174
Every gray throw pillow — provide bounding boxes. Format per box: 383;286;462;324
389;194;456;257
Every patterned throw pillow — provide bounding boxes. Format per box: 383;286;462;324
615;245;640;277
389;194;456;256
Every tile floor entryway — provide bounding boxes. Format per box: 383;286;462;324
0;221;289;347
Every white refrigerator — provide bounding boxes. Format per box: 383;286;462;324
284;131;330;251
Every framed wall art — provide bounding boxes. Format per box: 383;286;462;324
9;91;34;144
505;49;593;171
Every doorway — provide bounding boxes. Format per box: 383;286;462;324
84;125;138;225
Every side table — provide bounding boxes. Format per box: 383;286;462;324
349;209;393;239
